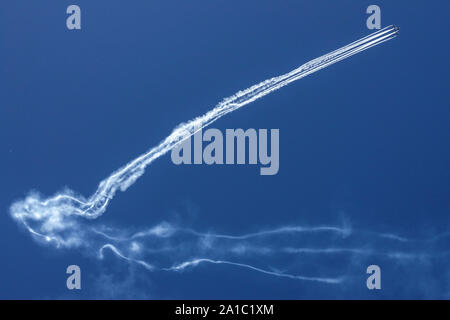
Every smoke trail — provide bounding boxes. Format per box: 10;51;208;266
163;258;344;284
93;221;443;260
90;219;445;288
98;243;344;284
10;26;400;282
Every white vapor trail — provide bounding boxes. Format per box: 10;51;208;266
10;26;399;282
98;243;344;283
163;258;344;284
183;225;351;240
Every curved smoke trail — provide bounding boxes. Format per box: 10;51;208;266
91;220;448;284
10;26;400;282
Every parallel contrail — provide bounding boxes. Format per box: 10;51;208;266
10;26;399;281
10;26;399;244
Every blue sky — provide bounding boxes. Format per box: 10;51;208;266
1;1;449;299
